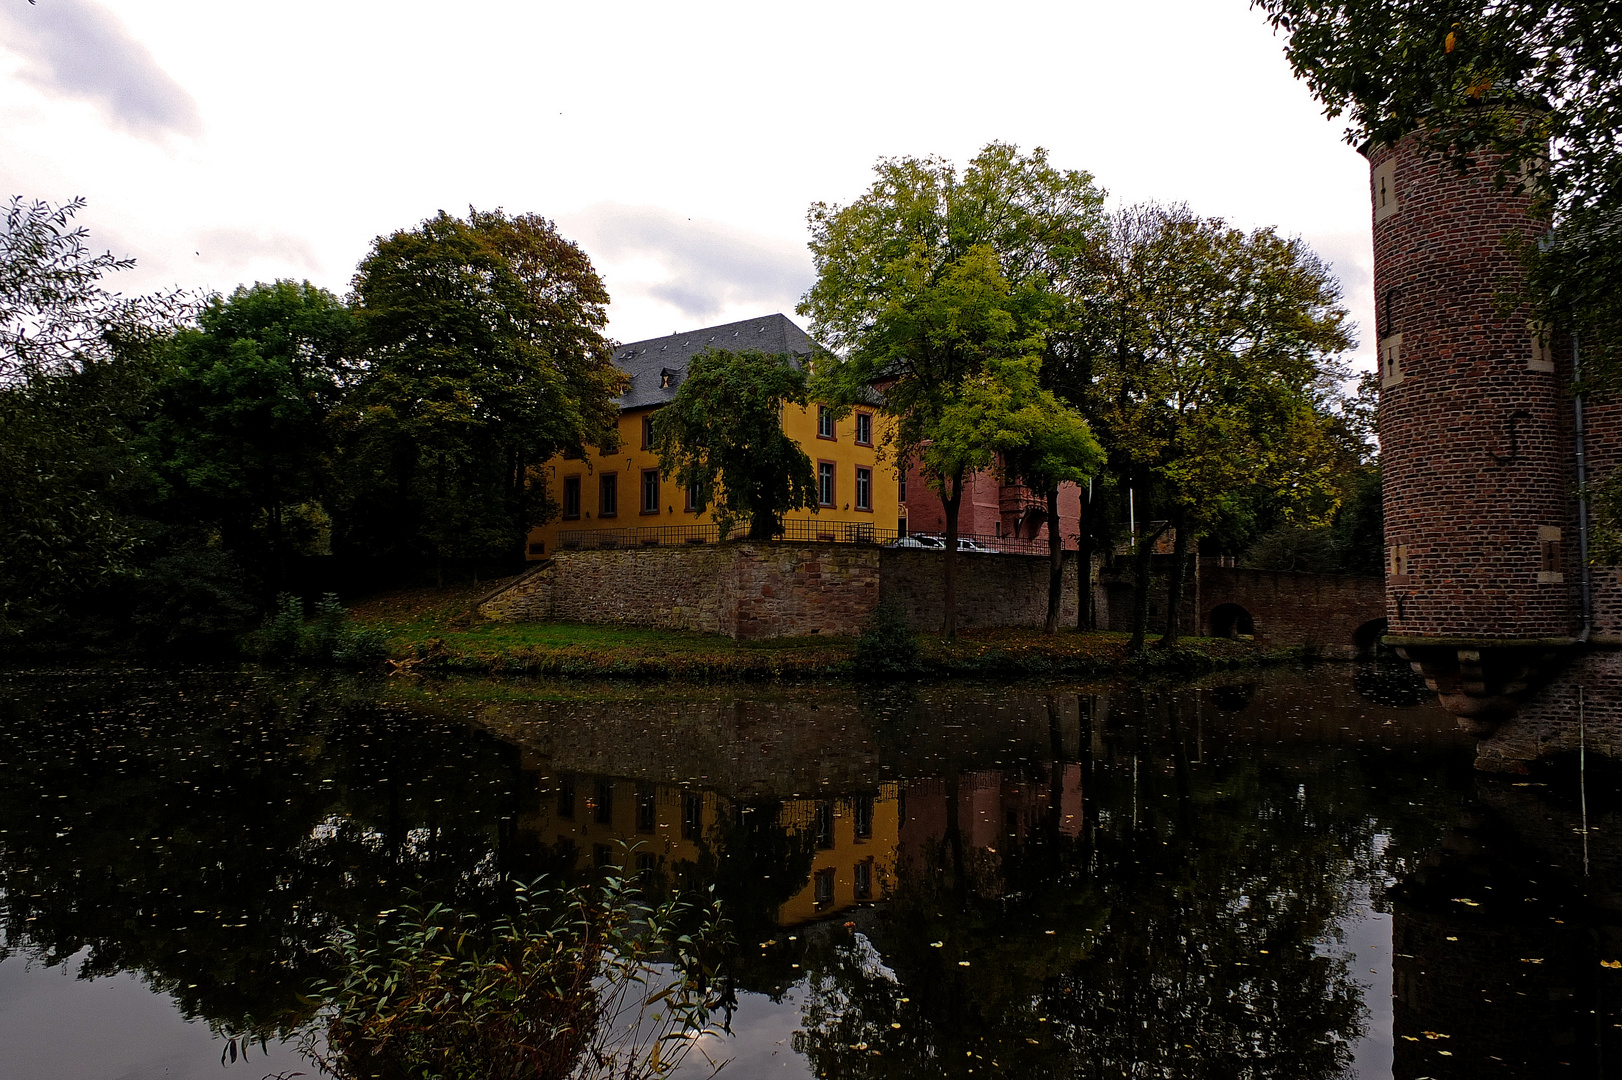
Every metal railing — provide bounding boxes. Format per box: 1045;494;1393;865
556;521;1067;557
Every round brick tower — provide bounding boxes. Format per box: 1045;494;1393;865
1366;127;1577;721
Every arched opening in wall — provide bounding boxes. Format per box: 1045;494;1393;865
1209;603;1255;641
1353;618;1389;661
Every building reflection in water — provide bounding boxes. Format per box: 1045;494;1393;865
3;669;1619;1079
513;761;1085;927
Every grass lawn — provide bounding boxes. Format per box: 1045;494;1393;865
346;580;1286;680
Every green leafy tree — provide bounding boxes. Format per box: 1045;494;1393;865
343;208;623;574
649;347;818;540
801;144;1105;636
0;198;192;645
934;351;1105;631
142;280;356;588
1088;205;1354;650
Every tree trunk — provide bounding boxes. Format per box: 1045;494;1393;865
1158;504;1192;648
1044;485;1063;634
942;467;965;639
1076;481;1095;632
1126;514;1170;655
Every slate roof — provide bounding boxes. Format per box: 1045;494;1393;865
613;313;818;411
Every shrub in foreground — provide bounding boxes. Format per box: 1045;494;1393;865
854;599;919;676
302;873;726;1080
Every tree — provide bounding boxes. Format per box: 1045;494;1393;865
142;281;357;588
932;351;1104;632
648;347;818;541
0;198;193;644
1088;205;1354;650
343;209;623;573
801;143;1106;637
1252;1;1622;378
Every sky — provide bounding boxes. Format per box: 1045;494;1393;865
0;0;1377;369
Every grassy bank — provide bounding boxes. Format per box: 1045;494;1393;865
349;581;1309;681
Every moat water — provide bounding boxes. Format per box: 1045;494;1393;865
1;666;1617;1079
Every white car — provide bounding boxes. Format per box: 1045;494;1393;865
886;534;946;549
955;537;996;553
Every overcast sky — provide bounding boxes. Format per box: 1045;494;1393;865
0;0;1377;368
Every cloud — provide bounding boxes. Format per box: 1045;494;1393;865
0;0;201;139
193;226;321;276
564;203;812;324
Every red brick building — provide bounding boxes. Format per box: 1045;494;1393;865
897;454;1086;551
1368;122;1622;767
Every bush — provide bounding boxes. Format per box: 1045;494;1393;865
256;593;307;664
253;593;387;668
302;873;726;1080
855;599;919;676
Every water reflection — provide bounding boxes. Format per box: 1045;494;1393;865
0;669;1617;1078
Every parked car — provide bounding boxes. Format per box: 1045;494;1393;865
955;537;996;553
886;534;946;549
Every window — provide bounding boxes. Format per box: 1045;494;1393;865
1381;332;1403;388
685;481;702;512
854;859;873;901
563;476;581;519
1540;526;1564;583
814;801;835;849
1387;545;1410;579
897;469;907;504
1372;158;1399;222
557;775;576;820
594;844;614;868
641;469;661;514
1529;322;1555;373
852;795;873;840
594;777;614;824
641;415;654;449
818;462;835;508
855;467;872;511
599;473;617;518
855;412;872;446
681;791;703;840
814;867;835;908
660;368;677;389
817;405;836;440
636;783;656;833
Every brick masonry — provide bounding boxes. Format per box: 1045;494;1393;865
1366;126;1622;767
1369;129;1572;639
1098;557;1383;654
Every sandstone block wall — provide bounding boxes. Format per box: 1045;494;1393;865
479;543;1082;638
731;543;879;639
879;549;1078;632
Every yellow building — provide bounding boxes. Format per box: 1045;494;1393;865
525;313;898;559
514;757;900;927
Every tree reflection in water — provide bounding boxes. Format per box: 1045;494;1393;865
4;669;1617;1079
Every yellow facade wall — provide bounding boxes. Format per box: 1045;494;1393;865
525;403;899;559
516;772;900;929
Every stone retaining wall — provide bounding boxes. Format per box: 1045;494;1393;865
478;543;881;640
479;542;1077;638
880;549;1078;632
